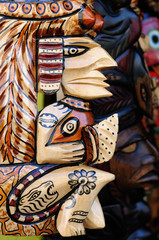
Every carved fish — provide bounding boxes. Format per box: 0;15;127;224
7;164;115;227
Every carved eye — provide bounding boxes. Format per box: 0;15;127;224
63;0;73;11
8;3;18;12
148;29;159;50
28;191;41;201
64;46;89;57
61;117;79;136
50;2;59;13
22;4;32;14
36;3;46;15
121;143;137;153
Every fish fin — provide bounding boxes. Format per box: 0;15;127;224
82;126;99;164
93;113;118;164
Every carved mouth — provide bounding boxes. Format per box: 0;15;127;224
131;164;159;185
46;191;59;208
137;171;159;183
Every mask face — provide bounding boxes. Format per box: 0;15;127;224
109;124;159;190
62;36;117;99
38;36;117;97
142;17;159;67
0;2;105;164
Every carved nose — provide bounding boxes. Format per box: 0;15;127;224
79;5;96;30
142;155;156;165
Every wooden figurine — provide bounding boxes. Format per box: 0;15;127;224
0;1;119;236
1;164;114;236
140;16;159;150
91;0;159;187
87;0;159;239
37;96;118;165
0;0;104;165
36;36;119;236
38;36;117;98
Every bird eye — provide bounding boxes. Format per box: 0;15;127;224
64;46;88;57
63;0;73;11
148;29;159;50
61;117;79;136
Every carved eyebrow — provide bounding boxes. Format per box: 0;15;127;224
117;134;145;150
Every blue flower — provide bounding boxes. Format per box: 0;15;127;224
68;169;97;195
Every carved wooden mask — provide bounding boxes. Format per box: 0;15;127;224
37;36;117;97
109;123;159;191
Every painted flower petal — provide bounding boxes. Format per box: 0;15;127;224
83;185;90;194
74;170;82;178
68;173;78;181
88;176;97;183
81;169;87;177
87;182;96;190
87;171;96;177
78;185;84;195
68;180;78;186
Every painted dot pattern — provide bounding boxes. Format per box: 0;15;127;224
9;3;18;12
50;2;60;13
63;0;73;11
94;113;118;164
36;3;45;15
22;4;32;14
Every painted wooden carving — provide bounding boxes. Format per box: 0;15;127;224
37;97;118;165
92;0;159;186
0;1;119;236
86;0;159;239
0;164;114;236
38;36;117;98
140;16;159;150
0;0;104;165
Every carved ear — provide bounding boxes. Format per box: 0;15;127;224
93;114;118;164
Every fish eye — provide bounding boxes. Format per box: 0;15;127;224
64;46;89;57
61;117;79;136
148;29;159;50
63;0;73;11
28;191;41;201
